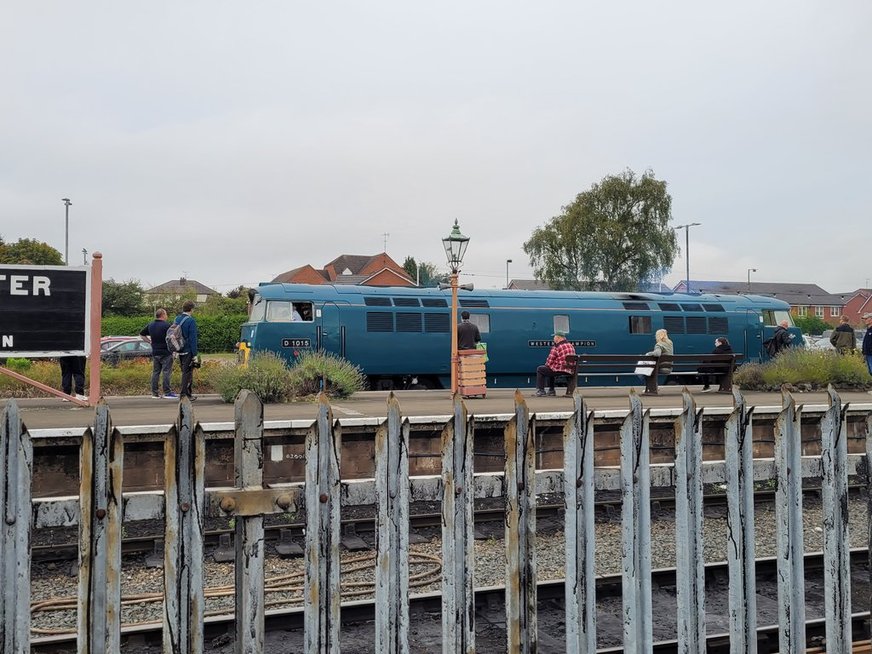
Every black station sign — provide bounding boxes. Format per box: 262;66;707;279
0;265;90;357
281;338;311;348
529;339;596;348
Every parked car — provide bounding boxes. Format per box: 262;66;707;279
101;339;152;364
100;336;140;351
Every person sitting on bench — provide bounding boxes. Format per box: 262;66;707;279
535;331;575;397
700;337;733;392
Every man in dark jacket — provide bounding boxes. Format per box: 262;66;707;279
140;308;175;398
768;320;793;356
830;315;856;354
457;310;481;350
701;337;733;392
863;312;872;377
174;301;199;400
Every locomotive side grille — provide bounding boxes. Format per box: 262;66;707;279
424;313;450;333
707;317;729;334
396;312;423;332
421;298;448;307
392;298;420;307
663;316;685;334
686;316;707;334
459;299;489;307
658;303;681;311
622;301;649;310
366;312;394;332
364;297;392;307
702;304;725;312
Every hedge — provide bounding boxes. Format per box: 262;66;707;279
101;314;248;353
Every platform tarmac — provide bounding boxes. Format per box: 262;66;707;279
8;385;872;429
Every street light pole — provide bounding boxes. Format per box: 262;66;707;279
506;259;512;289
442;220;470;395
674;222;701;293
747;268;757;292
62;198;72;265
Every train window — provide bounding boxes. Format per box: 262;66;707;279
762;310;794;327
553;315;570;335
622;302;649;310
366;312;394;332
459;299;489;308
686;317;707;334
364;297;392;307
708;317;728;334
702;304;724;312
293;302;313;321
425;313;450;333
393;297;420;307
468;313;490;334
265;301;312;322
422;298;448;308
680;303;703;312
628;316;652;334
249;295;266;322
658;303;681;311
396;313;422;332
663;316;685;334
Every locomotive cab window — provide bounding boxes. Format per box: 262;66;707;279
468;313;490;334
629;316;652;334
266;300;313;322
249;295;266;322
553;315;569;335
762;310;794;327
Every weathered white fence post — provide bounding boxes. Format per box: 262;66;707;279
774;390;805;653
163;397;206;654
375;393;410;653
441;393;475;653
725;390;757;653
1;400;32;654
621;391;652;651
821;386;851;651
505;390;537;653
77;402;123;654
305;393;342;654
563;393;596;653
674;390;705;652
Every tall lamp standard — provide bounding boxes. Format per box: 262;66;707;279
442;220;470;395
506;259;512;289
747;268;757;292
674;222;701;293
62;198;72;265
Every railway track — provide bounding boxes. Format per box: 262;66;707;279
30;549;872;653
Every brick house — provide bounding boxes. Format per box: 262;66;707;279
672;280;846;323
272;253;415;287
836;289;872;326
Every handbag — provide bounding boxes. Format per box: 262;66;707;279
475;342;488;363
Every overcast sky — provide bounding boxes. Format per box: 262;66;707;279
2;2;870;294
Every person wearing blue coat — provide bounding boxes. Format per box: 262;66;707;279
174;300;200;400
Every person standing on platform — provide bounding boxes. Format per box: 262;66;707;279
140;308;175;398
174;300;200;400
457;310;481;350
830;315;857;354
59;355;86;401
862;312;872;378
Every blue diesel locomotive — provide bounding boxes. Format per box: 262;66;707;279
237;283;800;390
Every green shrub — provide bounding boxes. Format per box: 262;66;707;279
211;352;293;403
735;349;871;391
5;358;32;372
288;351;367;399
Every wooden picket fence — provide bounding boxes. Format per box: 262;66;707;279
1;388;870;653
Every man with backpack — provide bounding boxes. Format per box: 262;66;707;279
168;300;200;400
764;320;793;358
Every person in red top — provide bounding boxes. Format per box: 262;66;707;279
536;331;575;396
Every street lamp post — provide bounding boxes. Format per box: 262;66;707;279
747;268;757;292
442;220;470;395
674;222;701;293
506;259;512;289
82;249;89;265
62;198;72;265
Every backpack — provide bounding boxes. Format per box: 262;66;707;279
166;316;189;353
763;337;778;357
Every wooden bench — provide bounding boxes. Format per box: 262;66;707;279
562;353;738;396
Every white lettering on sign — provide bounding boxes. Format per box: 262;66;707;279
2;335;12;347
0;274;52;296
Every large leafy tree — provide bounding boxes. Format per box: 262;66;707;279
523;169;678;291
0;237;64;265
402;256;445;287
102;279;145;316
